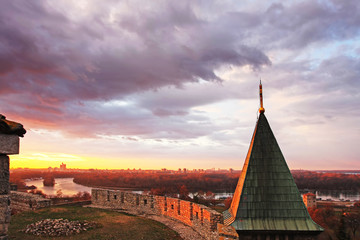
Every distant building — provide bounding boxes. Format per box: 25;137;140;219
223;82;323;239
60;162;66;171
303;193;317;208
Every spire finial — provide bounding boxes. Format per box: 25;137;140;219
259;80;265;114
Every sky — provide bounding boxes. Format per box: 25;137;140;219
1;0;359;170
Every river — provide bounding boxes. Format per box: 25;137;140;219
25;178;360;201
25;178;92;196
313;191;360;201
214;191;360;201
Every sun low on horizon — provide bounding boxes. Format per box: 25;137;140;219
1;1;359;171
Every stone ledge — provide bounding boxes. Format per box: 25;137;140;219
0;134;19;155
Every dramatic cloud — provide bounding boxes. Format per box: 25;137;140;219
1;0;359;169
0;1;269;98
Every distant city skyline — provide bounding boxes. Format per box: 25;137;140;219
1;1;359;170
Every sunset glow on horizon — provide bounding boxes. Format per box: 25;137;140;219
1;1;359;171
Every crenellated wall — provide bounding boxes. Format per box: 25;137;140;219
91;188;238;240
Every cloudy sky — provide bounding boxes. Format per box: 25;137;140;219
1;0;359;170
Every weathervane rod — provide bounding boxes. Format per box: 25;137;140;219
259;79;265;114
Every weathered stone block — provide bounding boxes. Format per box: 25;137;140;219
0;195;10;239
0;134;19;155
0;196;10;222
0;156;9;195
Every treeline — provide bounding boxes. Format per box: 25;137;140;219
73;170;360;192
9;169;360;192
308;204;360;240
292;171;360;191
73;172;239;193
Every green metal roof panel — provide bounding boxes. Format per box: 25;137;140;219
231;218;322;232
223;113;323;232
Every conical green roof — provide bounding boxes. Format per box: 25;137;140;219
223;113;323;232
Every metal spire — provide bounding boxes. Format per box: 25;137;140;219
259;79;265;114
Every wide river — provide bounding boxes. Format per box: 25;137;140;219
25;178;360;201
25;178;92;196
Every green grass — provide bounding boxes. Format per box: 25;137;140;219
9;206;183;240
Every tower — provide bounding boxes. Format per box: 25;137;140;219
223;82;323;239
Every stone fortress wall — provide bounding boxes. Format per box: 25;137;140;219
91;188;238;240
10;191;51;214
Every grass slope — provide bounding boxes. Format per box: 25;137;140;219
9;206;182;240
